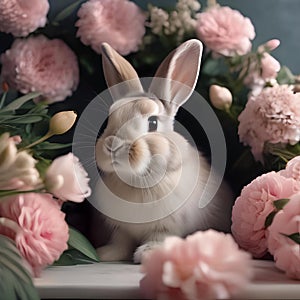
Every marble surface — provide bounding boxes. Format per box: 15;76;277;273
34;260;300;299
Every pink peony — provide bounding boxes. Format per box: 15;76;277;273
0;193;68;276
196;6;255;56
76;0;146;56
280;156;300;181
0;35;79;103
45;153;91;202
238;85;300;161
267;193;300;279
140;230;253;300
0;0;49;37
231;171;300;258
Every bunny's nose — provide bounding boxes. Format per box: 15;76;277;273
104;136;124;153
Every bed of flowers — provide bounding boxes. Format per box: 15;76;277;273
0;0;299;299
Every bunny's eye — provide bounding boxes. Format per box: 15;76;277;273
148;116;158;132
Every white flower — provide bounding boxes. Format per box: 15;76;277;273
148;0;200;43
0;133;40;189
148;7;169;35
45;153;91;203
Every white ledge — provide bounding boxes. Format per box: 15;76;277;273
34;260;300;299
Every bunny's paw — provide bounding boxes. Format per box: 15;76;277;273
133;241;161;263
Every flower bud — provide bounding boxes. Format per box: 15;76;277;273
209;85;232;110
258;39;280;53
207;0;218;8
48;111;77;136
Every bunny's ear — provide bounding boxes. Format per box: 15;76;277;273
149;39;203;115
101;43;143;101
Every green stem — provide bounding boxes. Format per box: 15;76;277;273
0;188;44;198
22;132;53;150
225;107;238;122
267;145;296;162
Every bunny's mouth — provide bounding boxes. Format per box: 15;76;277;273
111;160;120;166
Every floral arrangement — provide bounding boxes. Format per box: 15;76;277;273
0;0;300;299
140;230;253;300
0;93;99;297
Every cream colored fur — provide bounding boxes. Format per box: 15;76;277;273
95;40;233;262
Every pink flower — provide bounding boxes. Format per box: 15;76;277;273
244;40;281;91
45;153;91;202
243;53;280;95
238;85;300;161
280;156;300;181
260;53;280;80
140;230;253;300
231;171;300;258
76;0;146;56
0;35;79;103
196;6;255;56
267;194;300;279
0;0;49;37
0;193;68;276
258;39;280;53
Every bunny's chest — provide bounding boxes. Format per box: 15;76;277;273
107;213;185;241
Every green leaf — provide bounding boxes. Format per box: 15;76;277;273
0;188;43;198
67;227;99;262
52;0;82;23
277;65;295;85
53;248;98;266
35;158;52;178
25;124;32;135
0;92;41;112
5;115;44;124
273;198;290;210
264;211;277;228
79;56;96;75
35;142;72;150
0;235;39;300
284;233;300;244
0;92;7;109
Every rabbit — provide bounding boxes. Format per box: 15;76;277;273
94;39;233;263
